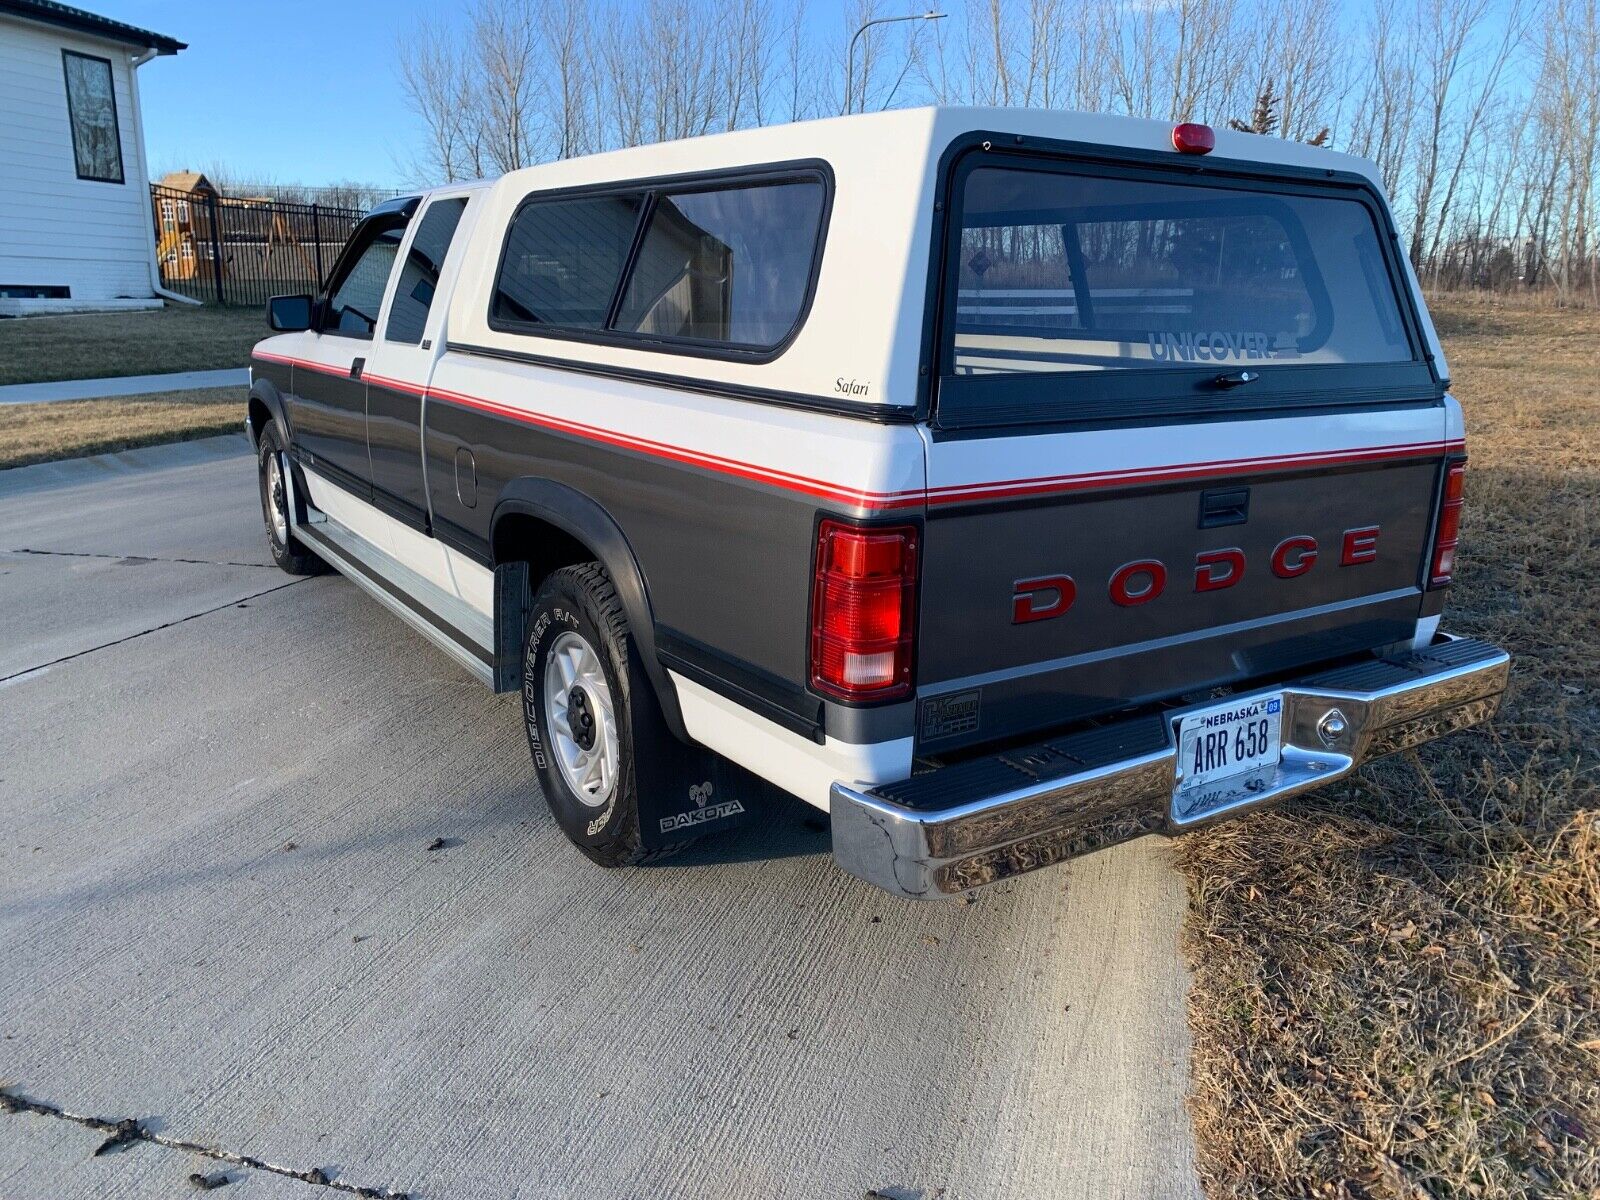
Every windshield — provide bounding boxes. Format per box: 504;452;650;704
950;165;1413;376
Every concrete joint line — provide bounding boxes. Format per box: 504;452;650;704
8;547;280;570
0;577;312;684
1;1087;410;1198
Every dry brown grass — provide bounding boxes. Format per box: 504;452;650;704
0;389;244;470
1182;294;1600;1199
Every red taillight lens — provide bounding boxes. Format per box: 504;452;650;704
1429;458;1467;587
1172;123;1215;154
810;519;918;701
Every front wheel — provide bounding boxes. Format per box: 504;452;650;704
522;563;653;866
256;426;324;576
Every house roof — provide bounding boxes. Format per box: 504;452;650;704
0;0;185;55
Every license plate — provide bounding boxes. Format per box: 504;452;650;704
1175;693;1283;804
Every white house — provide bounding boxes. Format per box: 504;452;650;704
0;0;185;315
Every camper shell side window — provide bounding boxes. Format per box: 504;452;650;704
487;161;834;364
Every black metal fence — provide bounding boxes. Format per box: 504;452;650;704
151;184;365;306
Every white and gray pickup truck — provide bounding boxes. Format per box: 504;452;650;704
247;106;1509;899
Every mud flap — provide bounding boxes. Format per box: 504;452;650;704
628;667;773;851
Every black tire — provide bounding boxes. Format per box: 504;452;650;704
522;562;655;867
256;426;325;576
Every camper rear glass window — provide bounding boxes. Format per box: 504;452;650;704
947;166;1412;376
492;174;827;353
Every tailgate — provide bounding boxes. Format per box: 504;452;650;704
915;415;1451;752
913;137;1450;753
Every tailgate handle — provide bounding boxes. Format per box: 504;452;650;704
1199;487;1250;528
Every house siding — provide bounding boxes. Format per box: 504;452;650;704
0;17;156;300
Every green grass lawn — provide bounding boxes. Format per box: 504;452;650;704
0;304;267;386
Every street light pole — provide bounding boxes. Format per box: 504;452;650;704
844;11;946;116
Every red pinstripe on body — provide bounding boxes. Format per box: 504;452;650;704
252;352;1463;512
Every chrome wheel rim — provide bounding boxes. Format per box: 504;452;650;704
265;452;288;545
543;630;618;808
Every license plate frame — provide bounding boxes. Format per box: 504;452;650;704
1173;693;1284;819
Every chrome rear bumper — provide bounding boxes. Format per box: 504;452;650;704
830;635;1509;899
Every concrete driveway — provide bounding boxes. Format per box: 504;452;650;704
0;438;1202;1200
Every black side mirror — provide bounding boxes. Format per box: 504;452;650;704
267;294;314;333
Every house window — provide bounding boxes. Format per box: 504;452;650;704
160;199;175;229
62;51;124;184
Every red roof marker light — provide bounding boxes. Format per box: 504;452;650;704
1172;123;1215;155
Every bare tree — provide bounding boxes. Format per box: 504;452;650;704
536;0;595;160
1256;0;1340;142
396;15;483;184
383;0;1597;300
719;0;774;130
472;0;541;173
781;0;815;120
1344;0;1418;200
1407;0;1492;266
1420;0;1531;277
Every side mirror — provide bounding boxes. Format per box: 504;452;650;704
267;294;314;333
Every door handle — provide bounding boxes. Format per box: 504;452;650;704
349;357;365;380
1199;487;1250;528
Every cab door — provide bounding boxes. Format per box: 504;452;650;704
283;200;416;499
361;193;473;532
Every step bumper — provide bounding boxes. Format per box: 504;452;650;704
830;635;1510;899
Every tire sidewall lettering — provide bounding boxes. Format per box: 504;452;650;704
524;590;622;844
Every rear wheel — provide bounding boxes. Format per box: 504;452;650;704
256;426;324;576
522;563;653;866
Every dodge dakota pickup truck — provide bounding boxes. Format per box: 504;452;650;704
247;106;1509;899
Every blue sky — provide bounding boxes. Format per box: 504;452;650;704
96;0;854;188
93;0;1522;193
95;0;446;188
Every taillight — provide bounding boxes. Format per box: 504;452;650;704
1429;458;1467;588
810;519;918;702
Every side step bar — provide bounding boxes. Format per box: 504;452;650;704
293;510;496;689
830;635;1510;899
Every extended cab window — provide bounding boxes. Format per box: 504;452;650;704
325;226;404;338
614;180;826;348
949;166;1412;377
385;197;468;344
492;194;644;329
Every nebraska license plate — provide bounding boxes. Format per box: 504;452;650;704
1174;694;1284;818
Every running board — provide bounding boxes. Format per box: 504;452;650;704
294;515;495;688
